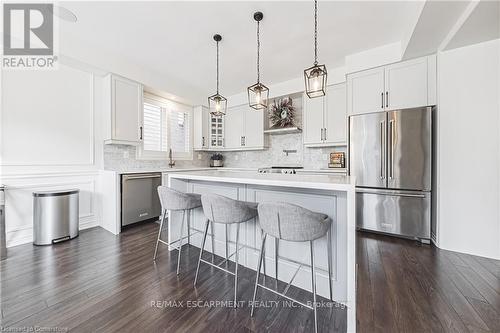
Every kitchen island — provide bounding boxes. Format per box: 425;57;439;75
166;170;356;332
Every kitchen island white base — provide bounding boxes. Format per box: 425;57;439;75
166;171;356;332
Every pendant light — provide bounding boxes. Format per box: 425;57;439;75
208;34;227;116
304;0;327;98
247;11;269;110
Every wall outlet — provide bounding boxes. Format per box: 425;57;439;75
235;155;239;161
322;154;328;161
123;151;129;159
197;153;202;160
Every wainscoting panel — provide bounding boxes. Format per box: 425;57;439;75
3;172;101;247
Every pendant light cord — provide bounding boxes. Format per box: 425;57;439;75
314;0;318;66
257;20;260;83
216;40;220;94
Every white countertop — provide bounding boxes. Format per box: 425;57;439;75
168;170;355;192
116;167;258;174
115;167;346;175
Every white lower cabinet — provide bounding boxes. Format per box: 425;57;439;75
304;82;347;147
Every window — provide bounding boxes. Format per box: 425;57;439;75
137;93;192;160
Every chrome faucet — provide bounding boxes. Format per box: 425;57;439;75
168;149;176;168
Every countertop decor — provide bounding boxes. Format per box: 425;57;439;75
210;153;224;167
269;97;296;129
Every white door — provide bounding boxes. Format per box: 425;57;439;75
384;57;428;110
347;67;385;115
113;76;142;142
244;107;264;148
324;83;347;145
303;93;324;144
193;106;209;149
224;106;244;149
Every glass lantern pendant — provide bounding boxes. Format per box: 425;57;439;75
304;0;327;98
247;12;269;110
208;34;227;116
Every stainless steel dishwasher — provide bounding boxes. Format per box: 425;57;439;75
121;173;162;227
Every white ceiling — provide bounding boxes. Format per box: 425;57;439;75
58;1;424;103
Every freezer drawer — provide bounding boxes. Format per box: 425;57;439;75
356;188;431;240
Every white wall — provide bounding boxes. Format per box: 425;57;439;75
1;64;104;247
436;39;500;259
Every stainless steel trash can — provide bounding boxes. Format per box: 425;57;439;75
33;189;79;245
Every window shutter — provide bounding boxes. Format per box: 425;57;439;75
143;102;168;152
169;109;190;153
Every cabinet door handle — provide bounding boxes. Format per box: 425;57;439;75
381;92;384;109
139;126;143;140
202;136;205;147
324;128;327;141
320;128;324;141
386;91;389;108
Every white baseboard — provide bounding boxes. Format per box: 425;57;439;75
6;215;100;248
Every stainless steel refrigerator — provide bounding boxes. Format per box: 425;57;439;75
349;107;432;242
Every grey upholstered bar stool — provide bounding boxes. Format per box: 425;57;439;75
154;186;202;275
251;202;333;333
194;193;258;307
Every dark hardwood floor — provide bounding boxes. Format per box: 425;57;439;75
1;223;499;332
0;222;345;332
356;231;500;333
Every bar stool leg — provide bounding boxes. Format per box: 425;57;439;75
225;225;229;261
187;210;191;246
153;209;166;261
327;229;333;301
251;233;267;317
210;221;215;262
176;209;186;275
194;219;210;286
275;237;279;282
234;224;240;308
310;240;318;333
260;228;266;278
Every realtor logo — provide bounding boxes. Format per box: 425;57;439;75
3;3;57;69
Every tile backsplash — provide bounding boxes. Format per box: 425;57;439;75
103;145;211;172
104;136;346;172
219;133;346;169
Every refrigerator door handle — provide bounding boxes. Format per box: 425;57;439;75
380;120;386;179
389;119;395;179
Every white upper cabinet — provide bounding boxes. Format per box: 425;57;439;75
244;108;265;148
347;55;437;115
103;74;143;145
347;67;385;115
304;83;347;147
223;105;244;149
222;105;266;150
303;94;325;145
384;57;428;110
193;106;209;150
324;83;347;145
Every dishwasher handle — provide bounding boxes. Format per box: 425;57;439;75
123;174;162;181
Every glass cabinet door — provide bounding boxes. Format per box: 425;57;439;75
210;116;224;148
